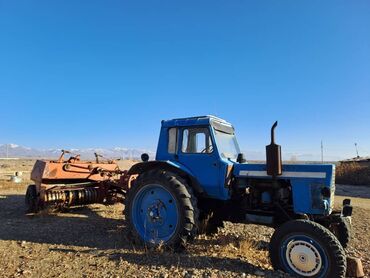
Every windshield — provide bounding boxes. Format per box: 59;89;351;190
214;129;240;160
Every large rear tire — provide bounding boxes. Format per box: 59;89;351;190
269;220;346;277
125;170;198;250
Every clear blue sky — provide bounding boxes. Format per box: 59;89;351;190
0;1;369;160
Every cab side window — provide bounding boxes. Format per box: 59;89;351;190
168;128;178;154
182;128;213;154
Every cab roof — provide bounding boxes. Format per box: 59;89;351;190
161;115;232;128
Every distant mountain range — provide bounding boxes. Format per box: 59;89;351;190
0;143;343;162
0;144;155;160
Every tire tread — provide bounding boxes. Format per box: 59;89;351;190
124;169;199;249
269;220;346;277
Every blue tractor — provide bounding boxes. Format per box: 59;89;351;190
125;115;352;277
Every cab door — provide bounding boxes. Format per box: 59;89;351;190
177;127;222;198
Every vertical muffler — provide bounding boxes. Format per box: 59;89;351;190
266;121;282;177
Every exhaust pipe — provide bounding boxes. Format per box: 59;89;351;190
266;121;282;177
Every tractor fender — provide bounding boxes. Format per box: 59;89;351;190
127;160;205;196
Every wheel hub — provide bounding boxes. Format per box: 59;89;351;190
132;184;178;242
147;200;165;223
286;240;322;276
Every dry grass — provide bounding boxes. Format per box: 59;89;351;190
336;163;370;185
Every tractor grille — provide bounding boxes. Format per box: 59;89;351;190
311;183;325;210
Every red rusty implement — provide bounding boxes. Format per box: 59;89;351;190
25;150;131;213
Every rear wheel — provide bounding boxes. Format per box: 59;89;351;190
269;220;346;277
125;170;198;249
25;184;39;213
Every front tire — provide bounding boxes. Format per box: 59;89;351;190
125;170;198;249
269;220;346;277
328;216;351;248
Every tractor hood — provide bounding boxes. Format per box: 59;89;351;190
233;163;336;215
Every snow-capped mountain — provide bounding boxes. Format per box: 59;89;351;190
0;144;342;162
0;144;155;160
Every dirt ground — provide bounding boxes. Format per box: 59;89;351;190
0;159;369;278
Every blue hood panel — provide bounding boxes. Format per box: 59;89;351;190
234;163;334;180
233;163;335;215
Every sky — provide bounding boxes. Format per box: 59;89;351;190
0;1;369;161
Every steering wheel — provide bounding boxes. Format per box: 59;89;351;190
201;146;213;153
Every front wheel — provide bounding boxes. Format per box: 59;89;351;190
328;216;351;249
269;220;346;277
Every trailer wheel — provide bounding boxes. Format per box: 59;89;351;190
25;184;39;213
269;220;346;277
125;170;198;249
328;217;351;249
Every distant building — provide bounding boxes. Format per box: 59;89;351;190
340;156;370;167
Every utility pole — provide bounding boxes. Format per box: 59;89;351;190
355;143;359;158
321;140;324;163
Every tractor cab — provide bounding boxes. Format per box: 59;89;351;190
156;115;240;199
